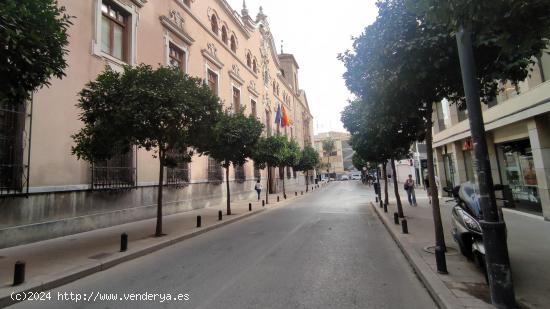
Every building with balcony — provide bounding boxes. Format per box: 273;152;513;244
0;0;314;248
314;132;353;178
432;55;550;220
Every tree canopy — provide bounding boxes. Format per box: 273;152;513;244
0;0;72;106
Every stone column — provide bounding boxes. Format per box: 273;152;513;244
528;115;550;221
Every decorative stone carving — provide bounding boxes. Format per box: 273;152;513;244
169;9;185;30
207;43;218;57
232;64;240;76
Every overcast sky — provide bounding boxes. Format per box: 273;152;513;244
227;0;379;134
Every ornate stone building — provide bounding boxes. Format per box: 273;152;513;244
0;0;314;248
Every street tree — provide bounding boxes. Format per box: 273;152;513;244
203;110;264;215
72;65;221;237
410;1;550;305
251;135;287;203
279;139;301;197
295;146;320;192
0;0;72;106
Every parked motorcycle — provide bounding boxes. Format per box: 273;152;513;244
444;182;487;277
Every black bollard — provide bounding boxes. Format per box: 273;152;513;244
376;196;379;203
120;233;128;252
383;203;388;213
196;215;202;228
13;261;25;286
401;219;408;234
262;200;265;207
301;191;303;195
435;246;448;274
218;210;222;221
295;192;297;196
284;194;287;199
249;203;252;211
277;196;279;202
394;213;399;225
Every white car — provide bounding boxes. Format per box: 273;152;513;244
351;174;361;180
341;175;349;181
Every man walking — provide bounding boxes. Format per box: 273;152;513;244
404;174;417;206
254;180;262;200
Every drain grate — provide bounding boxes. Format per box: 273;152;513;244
423;245;458;255
88;252;112;260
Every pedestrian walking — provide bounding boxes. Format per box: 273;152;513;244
404;174;417;206
254;180;262;200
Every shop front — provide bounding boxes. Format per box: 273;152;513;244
496;139;542;214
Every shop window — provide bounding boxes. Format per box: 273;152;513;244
207;157;223;183
168;43;186;72
235;164;246;182
92;146;135;190
207;69;218;96
101;2;129;62
0;103;25;195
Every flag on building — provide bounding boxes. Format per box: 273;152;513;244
274;104;282;126
281;105;290;127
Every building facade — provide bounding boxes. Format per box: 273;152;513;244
314;132;352;177
0;0;314;248
432;55;550;220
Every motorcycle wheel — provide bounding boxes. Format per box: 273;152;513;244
474;252;489;284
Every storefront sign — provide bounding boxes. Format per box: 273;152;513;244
462;138;473;151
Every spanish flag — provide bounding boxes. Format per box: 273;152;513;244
281;105;290;128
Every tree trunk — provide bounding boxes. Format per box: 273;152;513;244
391;158;404;218
305;170;309;192
155;151;164;237
383;162;389;205
281;167;286;196
266;164;270;204
426;121;446;251
377;165;383;202
225;163;231;215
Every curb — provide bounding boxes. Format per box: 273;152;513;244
1;205;267;308
370;202;465;309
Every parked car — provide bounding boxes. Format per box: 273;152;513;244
351;173;361;180
341;175;349;181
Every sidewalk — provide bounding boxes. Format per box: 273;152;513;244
372;184;550;309
0;183;326;307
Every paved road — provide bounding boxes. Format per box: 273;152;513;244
12;181;436;309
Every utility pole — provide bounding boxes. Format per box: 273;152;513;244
455;26;515;309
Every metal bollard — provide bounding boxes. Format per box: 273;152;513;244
277;196;279;202
249;203;252;211
301;191;303;195
401;219;408;234
218;210;222;221
394;213;399;225
435;246;448;274
196;215;202;228
284;194;287;199
262;200;265;207
295;192;297;196
13;261;25;286
379;200;383;208
376;196;379;202
383;203;388;213
120;233;128;252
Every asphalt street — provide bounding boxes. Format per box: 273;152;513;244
12;181;436;309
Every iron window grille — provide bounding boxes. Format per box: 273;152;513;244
0;101;30;197
91;146;136;190
286;167;292;179
207;157;223;183
254;166;261;179
166;150;190;187
235;164;246;183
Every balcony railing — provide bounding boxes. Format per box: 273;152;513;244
0;102;28;197
208;158;223;183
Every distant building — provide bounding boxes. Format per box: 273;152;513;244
314;131;352;176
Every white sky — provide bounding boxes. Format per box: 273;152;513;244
227;0;379;134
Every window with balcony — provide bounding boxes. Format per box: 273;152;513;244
230;35;237;52
246;52;252;68
0;103;25;196
207;69;218;96
252;58;258;73
436;99;451;131
169;43;186;72
101;2;129;62
92;146;135;190
221;26;228;44
207;157;223;183
251;99;257;118
211;15;219;35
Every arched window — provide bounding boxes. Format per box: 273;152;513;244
252;58;257;73
246;53;251;68
230;35;237;52
221;26;228;44
273;82;276;93
211;15;219;35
